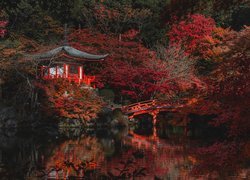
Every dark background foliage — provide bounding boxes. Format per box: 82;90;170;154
1;0;249;45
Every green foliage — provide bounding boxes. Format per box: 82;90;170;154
1;0;170;46
164;0;246;27
196;59;217;76
232;3;250;30
99;89;115;103
1;0;63;42
140;21;168;47
128;0;170;47
2;0;247;47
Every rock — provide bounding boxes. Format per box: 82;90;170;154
111;109;128;127
96;107;113;125
58;118;82;128
0;106;18;128
99;89;115;102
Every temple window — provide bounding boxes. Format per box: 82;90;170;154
69;65;78;75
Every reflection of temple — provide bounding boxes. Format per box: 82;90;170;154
27;40;108;87
45;136;104;179
42;131;195;179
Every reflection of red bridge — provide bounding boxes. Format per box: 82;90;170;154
123;131;183;152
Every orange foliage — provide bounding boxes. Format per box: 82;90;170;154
35;79;104;122
200;27;234;61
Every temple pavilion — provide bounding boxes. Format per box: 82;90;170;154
27;39;108;87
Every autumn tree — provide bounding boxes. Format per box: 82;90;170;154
68;27;206;102
68;29;159;101
151;45;206;99
184;26;250;178
168;14;239;76
186;26;250;137
168;14;216;55
209;26;250;138
68;28;177;102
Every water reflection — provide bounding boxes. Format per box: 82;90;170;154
0;126;249;179
44;136;104;179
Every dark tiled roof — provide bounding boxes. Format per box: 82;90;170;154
26;46;108;61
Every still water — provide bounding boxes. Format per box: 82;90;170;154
0;125;249;179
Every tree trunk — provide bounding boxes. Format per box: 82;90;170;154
0;79;3;101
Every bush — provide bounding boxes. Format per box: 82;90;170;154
35;79;104;124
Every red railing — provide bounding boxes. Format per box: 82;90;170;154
122;98;195;115
122;100;156;113
42;73;96;87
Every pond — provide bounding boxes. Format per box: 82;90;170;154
0;124;249;179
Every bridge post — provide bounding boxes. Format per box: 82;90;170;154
151;110;159;139
128;115;134;120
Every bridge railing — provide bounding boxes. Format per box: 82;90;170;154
121;100;156;113
121;98;193;114
124;100;155;108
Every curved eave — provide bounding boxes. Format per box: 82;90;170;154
64;46;108;60
25;46;108;61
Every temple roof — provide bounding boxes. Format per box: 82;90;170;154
26;45;108;61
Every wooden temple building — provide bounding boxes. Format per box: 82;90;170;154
27;43;108;87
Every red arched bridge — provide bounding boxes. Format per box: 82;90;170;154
119;98;198;137
121;99;195;119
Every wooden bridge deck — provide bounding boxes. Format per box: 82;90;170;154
121;99;186;116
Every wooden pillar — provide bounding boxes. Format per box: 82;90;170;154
78;66;83;84
64;64;69;78
152;110;158;139
56;170;58;179
138;141;141;149
129;115;134;121
78;66;83;79
87;78;90;86
0;79;3;101
39;66;43;79
48;67;51;79
55;66;58;78
119;33;122;41
41;66;46;78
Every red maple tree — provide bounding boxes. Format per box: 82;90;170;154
68;29;169;101
68;28;203;102
168;14;216;56
210;26;250;137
